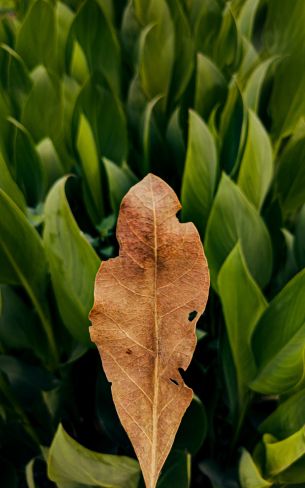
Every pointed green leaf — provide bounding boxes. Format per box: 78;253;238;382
73;0;121;96
218;244;267;406
195;53;227;121
43;177;100;345
238;110;273;210
48;424;140;488
205;173;272;289
251;268;305;394
243;57;278;113
181;110;218;237
76;113;104;223
16;0;56;71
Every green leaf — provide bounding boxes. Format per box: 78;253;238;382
48;424;140;488
259;388;305;439
243;57;278;113
237;0;260;39
181;110;218;237
195;53;227;121
251;268;305;394
237;110;273;210
43;177;100;346
16;0;56;71
103;159;138;214
73;0;121;96
36;138;64;190
0;44;32;110
76;113;104;223
276;120;305;215
263;427;305;478
205;173;272;289
214;5;242;74
9;117;45;206
69;41;89;85
0;190;57;367
239;449;272;488
137;0;175;103
166;0;194;105
0;152;25;211
262;0;305;139
219;82;246;174
141;95;163;175
218;244;267;408
295;204;305;269
21;65;63;143
76;73;127;165
55;2;74;75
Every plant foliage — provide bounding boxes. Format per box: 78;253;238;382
0;0;305;486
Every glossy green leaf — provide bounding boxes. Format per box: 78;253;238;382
36;138;64;190
43;177;100;345
259;388;305;439
205;173;272;289
55;2;74;75
251;268;305;394
195;53;227;121
0;190;57;367
48;424;140;488
76;113;104;223
76;73;127;165
237;0;260;39
276;120;305;215
239;449;272;488
21;65;63;143
70;41;89;85
243;57;278;113
181;110;218;237
0;152;25;211
218;244;267;407
103;159;138;214
73;0;120;96
137;0;175;103
16;0;56;71
238;110;273;210
263;427;305;478
9;117;45;206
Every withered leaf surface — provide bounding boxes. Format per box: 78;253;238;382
89;174;209;488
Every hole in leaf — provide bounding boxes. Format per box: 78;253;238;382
126;348;132;355
170;378;179;386
188;310;197;321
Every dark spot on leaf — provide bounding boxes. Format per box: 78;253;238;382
170;378;179;386
126;349;132;355
188;310;197;321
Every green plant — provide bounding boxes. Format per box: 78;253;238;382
1;0;305;486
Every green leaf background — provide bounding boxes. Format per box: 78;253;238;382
1;0;305;487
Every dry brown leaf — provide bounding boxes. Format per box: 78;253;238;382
89;173;209;488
